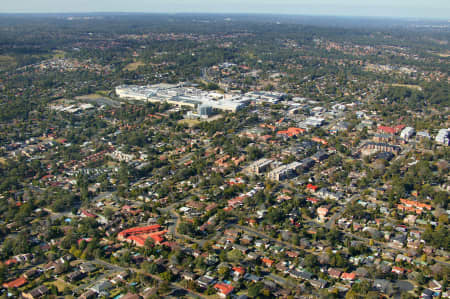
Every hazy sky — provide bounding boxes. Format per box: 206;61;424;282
2;0;449;19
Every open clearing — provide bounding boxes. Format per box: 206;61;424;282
178;114;224;127
76;93;108;100
75;94;121;107
49;279;73;292
124;61;145;71
178;119;201;127
0;55;16;69
390;84;422;91
436;52;450;58
52;50;66;59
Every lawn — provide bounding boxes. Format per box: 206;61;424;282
389;84;422;91
124;61;146;71
52;50;66;59
76;93;107;100
0;55;16;69
178;119;201;127
435;52;450;57
49;279;73;292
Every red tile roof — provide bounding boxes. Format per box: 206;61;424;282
317;207;329;217
81;210;97;218
341;272;356;280
4;259;18;266
3;277;27;288
392;266;405;274
378;125;405;134
118;225;166;246
400;198;432;210
277;127;305;137
118;225;161;238
307;197;319;204
328;268;342;279
312;137;328;145
214;283;234;295
232;266;246;275
306;184;319;191
126;230;167;246
262;258;274;267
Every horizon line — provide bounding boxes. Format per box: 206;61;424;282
0;11;448;21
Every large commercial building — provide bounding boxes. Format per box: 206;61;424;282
267;161;303;181
115;84;249;112
400;127;415;140
245;91;285;104
299;117;325;129
117;224;166;246
360;142;401;155
435;129;450;145
245;158;273;175
198;104;213;116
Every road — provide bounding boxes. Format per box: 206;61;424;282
73;259;122;294
312;218;450;267
72;258;205;298
232;217;450;270
43;208;74;221
229;222;437;297
178;153;195;166
325;208;342;230
324;194;360;229
320;223;450;267
267;273;296;288
93;192;113;202
231;224;302;253
395;280;414;292
73;269;117;294
158;202;208;247
116;196;209;248
138;269;205;299
148;191;450;270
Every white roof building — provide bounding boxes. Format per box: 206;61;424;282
400;127;415;140
436;129;450;145
115;84;249;112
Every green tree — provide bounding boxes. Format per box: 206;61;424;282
248;282;263;298
160;271;174;282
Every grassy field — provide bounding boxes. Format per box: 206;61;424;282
107;161;118;167
436;52;450;58
124;61;145;71
390;84;422;91
49;279;73;292
75;93;121;107
76;93;107;100
95;90;111;97
178;119;201;127
178;114;224;127
52;50;66;59
207;114;224;122
0;55;16;69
